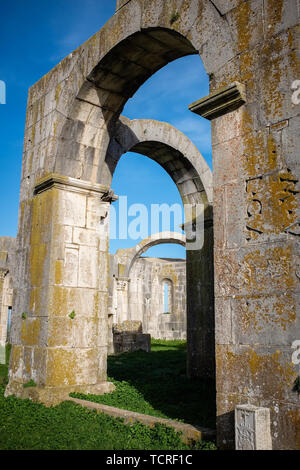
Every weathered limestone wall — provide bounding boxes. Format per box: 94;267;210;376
112;320;151;354
109;253;186;340
208;1;300;450
0;238;16;349
129;257;186;340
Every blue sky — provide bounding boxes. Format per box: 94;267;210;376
0;0;211;259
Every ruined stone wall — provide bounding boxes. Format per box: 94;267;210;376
0;238;16;348
129;257;186;340
109;254;186;340
208;1;300;450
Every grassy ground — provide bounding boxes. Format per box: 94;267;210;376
0;341;217;450
72;340;216;428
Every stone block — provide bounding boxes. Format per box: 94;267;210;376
73;317;99;348
235;404;272;450
48;317;73;347
73;228;98;247
48;286;98;318
113;320;142;333
231;292;300;347
45;347;99;387
58;191;86;228
78;245;98;288
64;247;79;287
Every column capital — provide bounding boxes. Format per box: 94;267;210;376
114;276;130;291
34;173;118;202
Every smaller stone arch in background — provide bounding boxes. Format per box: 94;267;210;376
108;232;187;347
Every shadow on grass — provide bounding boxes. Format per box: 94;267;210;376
2;341;216;429
104;340;216;429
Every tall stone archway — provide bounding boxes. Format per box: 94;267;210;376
107;117;214;379
6;0;300;449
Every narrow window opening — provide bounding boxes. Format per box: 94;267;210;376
6;307;12;342
163;279;173;314
164;282;169;313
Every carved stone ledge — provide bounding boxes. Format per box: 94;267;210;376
34;173;118;202
188;82;246;120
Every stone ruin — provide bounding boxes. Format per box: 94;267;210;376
108;232;187;342
0;238;16;354
0;0;299;450
111;320;151;355
0;234;186;357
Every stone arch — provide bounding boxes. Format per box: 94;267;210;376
19;0;234;200
105;117;213;204
11;1;222;406
48;1;234;185
116;231;186;278
108;118;214;381
129;231;186;276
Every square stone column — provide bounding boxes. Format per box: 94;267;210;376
235;405;272;450
0;269;8;347
5;174;117;404
191;64;300;448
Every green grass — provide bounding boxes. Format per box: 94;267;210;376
0;343;10;385
0;341;217;450
71;339;216;429
0;385;217;450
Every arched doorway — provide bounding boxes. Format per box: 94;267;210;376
107;118;214;378
7;0;224;424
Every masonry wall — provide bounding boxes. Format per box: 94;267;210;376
109;255;187;340
0;238;16;348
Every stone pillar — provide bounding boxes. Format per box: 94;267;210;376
0;269;8;363
186;205;215;380
5;174;117;404
115;276;130;323
0;269;8;344
191;67;300;447
235;405;272;450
